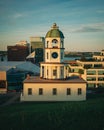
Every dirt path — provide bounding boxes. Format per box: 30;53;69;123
0;92;20;107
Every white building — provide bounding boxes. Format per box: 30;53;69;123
21;23;86;101
68;51;104;88
93;50;104;61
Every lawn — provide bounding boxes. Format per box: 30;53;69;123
0;94;104;130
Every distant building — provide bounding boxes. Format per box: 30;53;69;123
0;71;7;94
7;45;29;61
68;49;104;88
30;37;45;63
16;40;31;53
93;50;104;61
0;61;40;92
30;37;45;51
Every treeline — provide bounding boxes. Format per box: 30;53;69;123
64;52;95;57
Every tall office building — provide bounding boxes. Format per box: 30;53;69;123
30;37;45;63
30;37;45;51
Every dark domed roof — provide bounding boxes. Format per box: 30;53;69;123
45;23;64;38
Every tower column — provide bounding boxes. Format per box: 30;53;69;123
40;23;68;80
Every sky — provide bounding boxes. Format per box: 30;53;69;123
0;0;104;52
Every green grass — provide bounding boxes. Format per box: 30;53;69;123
0;94;104;130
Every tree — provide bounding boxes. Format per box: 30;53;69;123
78;69;84;78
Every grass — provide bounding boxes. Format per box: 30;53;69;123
0;94;104;130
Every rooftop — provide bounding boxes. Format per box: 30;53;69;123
24;76;86;84
45;23;64;38
0;61;40;73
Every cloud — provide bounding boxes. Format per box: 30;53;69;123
97;10;104;13
13;13;26;19
71;23;104;33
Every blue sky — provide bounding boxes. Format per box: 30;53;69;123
0;0;104;51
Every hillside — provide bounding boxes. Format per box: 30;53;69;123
0;93;104;130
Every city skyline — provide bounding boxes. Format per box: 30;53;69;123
0;0;104;51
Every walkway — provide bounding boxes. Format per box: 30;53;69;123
0;92;20;107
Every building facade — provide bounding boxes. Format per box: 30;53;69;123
21;23;86;101
30;37;45;63
7;45;29;61
68;50;104;88
93;50;104;61
0;71;7;94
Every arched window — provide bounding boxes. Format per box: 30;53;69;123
47;41;49;48
47;52;49;59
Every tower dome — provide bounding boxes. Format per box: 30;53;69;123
45;23;64;38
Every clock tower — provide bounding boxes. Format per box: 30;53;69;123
21;23;86;102
40;23;68;79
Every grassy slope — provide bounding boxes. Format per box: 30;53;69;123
0;94;104;130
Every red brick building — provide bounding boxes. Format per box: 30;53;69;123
7;45;29;61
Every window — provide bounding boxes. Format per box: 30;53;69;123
87;83;96;88
98;70;104;75
39;88;43;95
67;88;71;95
84;64;92;69
0;81;6;88
53;70;57;76
87;77;96;81
28;88;32;95
61;66;64;75
98;77;104;81
47;52;49;59
78;88;82;95
53;88;57;95
94;64;102;68
87;70;96;75
47;41;49;48
47;69;48;76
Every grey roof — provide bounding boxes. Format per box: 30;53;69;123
0;61;40;73
24;76;86;83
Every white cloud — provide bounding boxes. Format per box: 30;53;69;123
71;23;104;33
13;13;26;19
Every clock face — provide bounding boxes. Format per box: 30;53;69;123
52;52;58;58
52;39;58;43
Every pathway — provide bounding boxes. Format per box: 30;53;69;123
0;92;20;107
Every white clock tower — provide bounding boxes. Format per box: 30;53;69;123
40;23;68;79
21;23;86;102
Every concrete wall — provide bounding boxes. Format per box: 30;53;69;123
0;71;7;93
0;71;6;80
21;83;86;101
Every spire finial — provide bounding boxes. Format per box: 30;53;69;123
52;23;59;29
